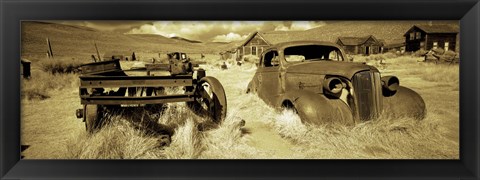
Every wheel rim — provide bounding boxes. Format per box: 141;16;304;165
200;82;216;120
186;76;226;124
192;81;221;122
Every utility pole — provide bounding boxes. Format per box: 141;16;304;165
94;41;102;62
46;37;54;59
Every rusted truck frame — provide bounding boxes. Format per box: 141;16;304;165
75;52;227;135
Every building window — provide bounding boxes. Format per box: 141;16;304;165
416;32;421;39
444;42;449;51
409;32;415;40
433;42;438;49
252;46;257;55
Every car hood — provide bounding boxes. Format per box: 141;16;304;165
285;61;377;79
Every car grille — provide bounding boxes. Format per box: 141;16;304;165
352;71;382;121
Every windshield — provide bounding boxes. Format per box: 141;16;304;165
284;45;344;62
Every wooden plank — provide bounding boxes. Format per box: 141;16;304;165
80;59;122;75
80;78;193;88
81;93;194;105
145;64;170;71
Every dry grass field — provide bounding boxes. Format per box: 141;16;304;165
20;21;459;159
21;54;459;159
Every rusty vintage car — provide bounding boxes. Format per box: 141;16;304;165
247;41;425;125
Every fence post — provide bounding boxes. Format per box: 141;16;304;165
21;59;31;79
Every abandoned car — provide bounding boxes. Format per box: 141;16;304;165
246;41;425;125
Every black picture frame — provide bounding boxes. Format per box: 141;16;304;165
1;0;479;179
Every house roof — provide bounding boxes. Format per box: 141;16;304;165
405;24;459;35
384;38;405;48
336;35;382;46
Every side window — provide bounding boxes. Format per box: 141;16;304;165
328;51;338;60
263;51;279;67
409;32;415;40
285;55;305;62
328;50;344;61
416;32;421;39
433;42;438;49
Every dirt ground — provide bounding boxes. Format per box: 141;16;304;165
21;57;459;159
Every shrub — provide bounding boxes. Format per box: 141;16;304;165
432;48;445;55
65;119;166;159
63;103;253;159
39;58;83;74
365;54;386;62
421;64;459;83
414;49;427;57
21;70;78;100
442;50;458;61
242;55;259;63
383;52;397;59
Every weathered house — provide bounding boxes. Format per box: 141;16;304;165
235;31;308;59
236;32;271;59
404;24;459;52
336;35;384;55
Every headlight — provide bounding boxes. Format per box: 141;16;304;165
381;76;400;92
323;77;344;96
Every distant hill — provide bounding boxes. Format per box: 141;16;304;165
21;21;224;62
170;36;202;43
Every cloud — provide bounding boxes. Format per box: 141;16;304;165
127;21;219;41
274;21;326;31
212;32;248;42
53;21;325;42
126;21;325;42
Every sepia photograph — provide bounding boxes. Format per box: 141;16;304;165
20;20;459;159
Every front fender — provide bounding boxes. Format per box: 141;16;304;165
382;86;426;120
283;90;354;126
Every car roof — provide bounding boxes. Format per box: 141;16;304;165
264;41;342;51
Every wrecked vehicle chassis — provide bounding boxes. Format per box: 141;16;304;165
75;58;227;134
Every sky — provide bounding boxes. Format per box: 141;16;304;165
52;21;326;42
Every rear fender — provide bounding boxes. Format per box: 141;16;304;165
282;90;354;125
382;86;426;120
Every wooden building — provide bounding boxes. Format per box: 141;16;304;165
336;35;384;55
236;32;271;59
234;31;308;59
404;24;459;52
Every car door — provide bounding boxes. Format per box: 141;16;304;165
256;50;282;106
